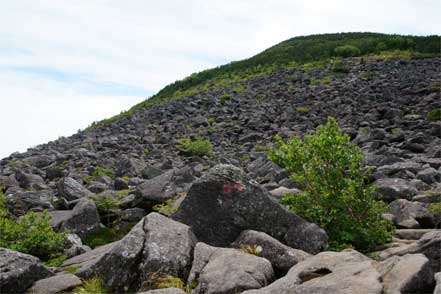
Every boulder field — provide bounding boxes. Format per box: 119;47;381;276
1;57;441;293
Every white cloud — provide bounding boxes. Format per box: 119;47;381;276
0;0;440;158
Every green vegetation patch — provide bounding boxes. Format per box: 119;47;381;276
177;137;213;157
427;108;441;121
0;192;66;260
82;227;120;249
269;117;394;252
73;277;107;294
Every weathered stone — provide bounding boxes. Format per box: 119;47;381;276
49;198;101;238
435;272;441;294
57;177;92;201
138;213;197;288
28;273;82;294
62;213;196;293
0;248;52;294
375;178;417;201
387;199;435;229
6;190;54;216
268;187;301;200
232;230;310;273
242;250;381;294
417;167;441;184
377;254;434;293
188;242;274;294
173;165;328;254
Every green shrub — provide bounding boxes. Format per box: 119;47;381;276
0;192;66;260
427;108;441;121
92;166;115;179
43;254;67;267
233;84;247;93
64;265;80;274
334;45;361;57
269;117;394;251
73;277;107;294
177;137;213;157
332;61;350;73
152;193;185;216
219;93;232;105
296;106;310;113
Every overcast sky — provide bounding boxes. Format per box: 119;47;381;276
0;0;440;159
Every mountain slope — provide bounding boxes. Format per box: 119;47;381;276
0;33;441;293
90;32;440;128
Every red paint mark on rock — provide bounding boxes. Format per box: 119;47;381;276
223;183;234;194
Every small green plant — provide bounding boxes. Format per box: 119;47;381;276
6;161;30;168
359;71;379;79
89;194;121;215
43;254;67;267
208;117;216;125
121;176;130;181
240;154;250;162
296;106;310;113
92;166;115;179
219;93;232;105
116;189;131;197
427;109;441;121
142;273;193;293
144;147;150;154
233;84;247;93
177;137;213;157
334;45;361;57
72;277;107;294
332;61;350;73
239;245;263;256
269;117;394;252
254;145;270;152
64;265;80;274
0;192;66;260
153;196;180;216
82;227;120;249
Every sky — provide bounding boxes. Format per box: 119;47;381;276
0;0;440;159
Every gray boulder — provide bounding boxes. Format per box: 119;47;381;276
376;230;441;273
138;213;197;288
375;178;417;201
15;171;47;190
387;199;435;228
0;248;52;294
188;242;274;294
417;167;441;184
231;230;310;273
49;198;100;238
28;273;82;294
378;254;434;293
6;190;54;216
173;164;328;254
135;169;178;208
242;250;381;294
435;272;441;294
62;213;197;293
57;177;92;201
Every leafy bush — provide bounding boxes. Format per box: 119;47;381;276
43;254;67;267
178;137;213;157
296;106;310;113
334;45;361;57
219;93;232;105
427;108;441;121
332;61;350;73
269;117;394;251
92;166;115;179
73;277;107;294
0;192;66;260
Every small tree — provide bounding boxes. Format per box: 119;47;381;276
334;45;361;58
269;117;393;251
